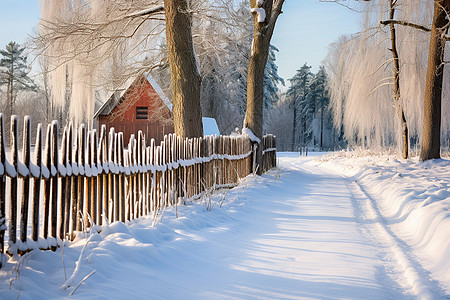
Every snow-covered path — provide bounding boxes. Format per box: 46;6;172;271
139;156;400;299
1;153;448;299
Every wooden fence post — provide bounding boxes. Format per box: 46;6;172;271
20;116;31;246
166;134;172;206
118;132;125;222
77;124;86;232
50;121;59;245
124;141;131;221
150;138;156;212
85;130;92;227
64;124;72;239
273;135;277;168
42;124;52;241
107;128;115;222
137;131;143;217
58;126;67;241
143;134;148;213
113;131;120;222
91;129;98;225
31;124;42;243
146;146;151;215
99;125;108;225
0;115;6;263
8;116;19;252
162;136;167;207
70;124;78;239
179;137;184;201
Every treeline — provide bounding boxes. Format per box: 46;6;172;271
266;64;345;152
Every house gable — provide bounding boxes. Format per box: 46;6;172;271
95;74;174;144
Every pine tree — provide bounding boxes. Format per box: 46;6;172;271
264;45;285;115
307;66;329;149
0;41;36;116
287;63;312;150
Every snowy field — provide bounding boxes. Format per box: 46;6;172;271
0;152;449;299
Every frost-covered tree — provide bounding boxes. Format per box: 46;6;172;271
263;45;285;128
307;66;329;149
35;0;167;126
244;0;285;175
327;0;450;158
267;65;341;151
266;94;293;151
189;0;284;135
327;1;428;151
264;45;285;108
287;63;313;150
192;0;251;134
0;42;36;117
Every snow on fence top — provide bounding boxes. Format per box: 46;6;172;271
0;114;276;264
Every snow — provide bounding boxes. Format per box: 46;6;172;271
242;127;261;143
202;117;220;136
1;152;450;299
146;74;173;112
250;7;266;23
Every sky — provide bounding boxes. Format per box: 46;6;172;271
271;1;361;81
0;0;361;84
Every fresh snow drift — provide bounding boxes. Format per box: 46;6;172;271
0;152;449;299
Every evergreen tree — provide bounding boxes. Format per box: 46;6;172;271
263;45;284;131
306;66;329;148
287;63;313;150
264;45;285;109
0;41;35;116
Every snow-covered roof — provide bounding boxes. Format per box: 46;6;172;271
93;73;172;119
202;117;220;136
147;74;172;112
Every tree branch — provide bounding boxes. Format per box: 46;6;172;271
380;19;431;32
124;6;164;19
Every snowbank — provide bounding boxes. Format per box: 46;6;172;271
313;152;450;294
1;152;449;299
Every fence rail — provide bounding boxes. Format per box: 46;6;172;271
0;115;276;265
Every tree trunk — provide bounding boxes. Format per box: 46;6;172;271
292;101;297;151
320;106;324;151
164;0;203;139
419;0;449;161
389;0;409;159
244;0;284;175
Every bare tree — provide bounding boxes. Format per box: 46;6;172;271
381;0;450;160
387;0;409;159
35;0;166;125
244;0;285;175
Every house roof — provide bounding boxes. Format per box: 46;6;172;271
93;73;172;119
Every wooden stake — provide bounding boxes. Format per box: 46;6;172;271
0;114;6;260
50;121;59;241
31;124;42;242
20;116;31;244
9;116;19;249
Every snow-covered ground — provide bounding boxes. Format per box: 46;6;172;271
0;152;449;299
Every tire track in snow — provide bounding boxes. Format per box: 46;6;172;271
348;178;444;299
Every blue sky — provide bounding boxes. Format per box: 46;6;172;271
0;0;40;47
0;0;360;83
271;0;361;80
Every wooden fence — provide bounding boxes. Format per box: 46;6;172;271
0;115;276;264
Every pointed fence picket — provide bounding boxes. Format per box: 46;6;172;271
0;114;277;266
